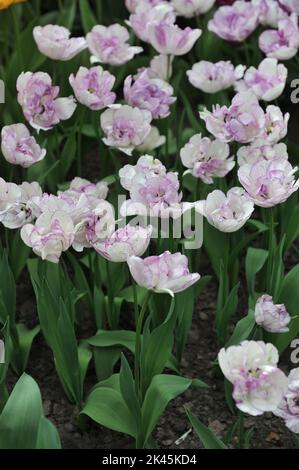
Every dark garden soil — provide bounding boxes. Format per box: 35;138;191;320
7;255;296;450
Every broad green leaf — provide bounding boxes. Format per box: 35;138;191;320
217;283;240;346
245;247;268;296
141;375;206;447
119;354;141;433
0;373;43;449
93;347;121;382
88;330;136;353
186;408;227;449
11;323;40;374
141;301;176;392
36;417;61;449
79;0;97;33
226;310;255;347
0;251;16;324
80;387;136;437
10;231;30;280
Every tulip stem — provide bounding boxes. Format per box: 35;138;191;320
11;6;23;71
166;55;172;83
237;411;244;449
266;208;276;294
105;260;115;329
131;275;139;327
134;291;152;400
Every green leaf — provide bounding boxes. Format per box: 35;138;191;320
93;347;121;382
175;287;196;364
79;0;97;34
80;386;136;438
59;131;77;179
217;283;240;345
88;330;136;353
36;416;61;449
9;231;30;280
78;342;92;393
11;323;40;374
0;374;42;449
245;247;268;296
67;251;92;309
119;354;141;432
141;301;176;392
226;310;255;347
59;0;77;29
141;375;204;447
186;408;227;449
0;251;16;324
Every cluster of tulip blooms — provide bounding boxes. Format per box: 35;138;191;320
1;0;299;443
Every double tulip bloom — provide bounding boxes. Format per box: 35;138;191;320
33;25;87;61
148;21;202;56
180;133;235;184
127;3;176;43
259;14;299;60
200;91;266;144
128;251;200;296
208;1;259;42
1;124;46;167
274;368;299;433
238;157;299;208
21;211;75;264
187;60;245;94
196;187;254;232
235;58;288;102
124;71;176;119
17;72;76;131
119;155;190;219
172;0;216;17
69;66;116;111
0;179;42;229
93;224;152;262
218;341;288;416
100;105;152;155
86;24;143;66
254;295;291;333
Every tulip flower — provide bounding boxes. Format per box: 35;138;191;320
200;91;265;143
86;24;143;66
93;224;152;262
127;3;176;43
0;179;42;229
128;251;200;296
21;210;75;263
69;66;116;111
124;71;176;119
187;60;245;94
33;25;87;61
148;21;201;55
218;341;288;415
254;295;291;333
235;58;288;102
238;157;299;208
17;72;76;131
100;105;152;156
274;368;299;433
1;123;46;168
196;187;254;232
172;0;216;17
180;134;235;184
259;14;299;60
208;1;259;42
